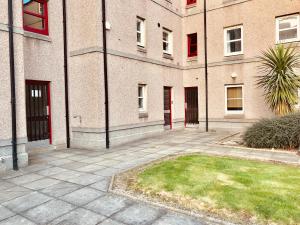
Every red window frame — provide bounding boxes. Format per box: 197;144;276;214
23;0;49;35
187;0;197;5
188;33;198;57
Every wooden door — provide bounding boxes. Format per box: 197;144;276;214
164;87;172;128
185;87;199;125
26;80;52;143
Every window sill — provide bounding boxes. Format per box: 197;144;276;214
163;53;174;60
186;3;197;9
224;52;244;58
224;113;245;119
137;46;147;53
139;112;149;118
276;39;300;45
24;31;51;42
187;56;198;62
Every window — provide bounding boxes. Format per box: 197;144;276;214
225;85;244;114
296;89;300;109
23;0;48;35
137;17;146;47
138;84;147;112
224;26;243;56
187;33;198;57
163;28;173;55
187;0;197;5
276;15;300;43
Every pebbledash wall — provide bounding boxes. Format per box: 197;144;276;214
0;0;299;171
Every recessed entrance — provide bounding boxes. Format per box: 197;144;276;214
164;87;172;129
185;87;199;125
25;80;52;144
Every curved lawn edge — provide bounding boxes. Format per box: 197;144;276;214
111;154;300;225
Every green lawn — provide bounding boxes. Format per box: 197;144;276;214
134;155;300;224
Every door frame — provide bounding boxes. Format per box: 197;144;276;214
184;86;199;127
164;86;173;129
25;80;52;144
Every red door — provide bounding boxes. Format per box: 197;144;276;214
25;80;52;144
164;87;172;129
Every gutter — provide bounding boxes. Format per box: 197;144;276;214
8;0;18;170
62;0;71;148
101;0;110;149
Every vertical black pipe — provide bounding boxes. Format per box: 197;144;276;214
101;0;110;149
204;0;209;132
8;0;18;170
62;0;71;148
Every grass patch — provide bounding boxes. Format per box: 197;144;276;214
132;155;300;224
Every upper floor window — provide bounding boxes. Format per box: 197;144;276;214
163;28;173;55
23;0;49;35
225;85;244;114
187;33;198;57
137;17;146;47
276;14;300;43
187;0;197;5
224;25;243;56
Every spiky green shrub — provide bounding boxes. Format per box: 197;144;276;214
257;45;300;116
243;113;300;149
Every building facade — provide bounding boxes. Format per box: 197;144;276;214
0;0;299;171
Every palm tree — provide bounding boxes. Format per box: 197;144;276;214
257;45;300;116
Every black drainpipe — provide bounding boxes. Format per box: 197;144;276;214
8;0;18;170
101;0;110;149
204;0;209;132
62;0;71;148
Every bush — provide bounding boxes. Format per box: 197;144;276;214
243;113;300;149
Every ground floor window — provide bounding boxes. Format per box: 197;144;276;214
138;84;147;112
225;85;244;114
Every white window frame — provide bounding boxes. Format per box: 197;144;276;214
224;25;244;56
163;28;173;55
295;89;300;109
137;17;146;47
276;14;300;44
225;85;244;114
138;84;147;112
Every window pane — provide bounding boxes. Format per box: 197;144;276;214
137;21;141;32
227;87;242;98
24;13;45;30
163;42;168;51
227;99;243;110
24;0;44;16
139;98;144;109
138;86;143;97
228;41;241;53
279;16;298;30
137;33;141;43
279;29;298;40
163;32;168;41
227;28;241;41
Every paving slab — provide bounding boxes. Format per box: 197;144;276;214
0;186;32;203
37;167;69;176
89;178;111;192
85;194;131;217
23;200;75;224
66;174;104;186
112;204;164;225
60;187;105;206
49;208;106;225
0;215;36;225
22;178;61;190
41;181;82;198
3;192;52;213
98;219;125;225
0;206;15;222
8;174;44;185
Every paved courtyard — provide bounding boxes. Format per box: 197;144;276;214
0;130;299;225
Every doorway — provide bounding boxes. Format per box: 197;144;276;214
164;87;172;129
25;80;52;144
185;87;199;125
